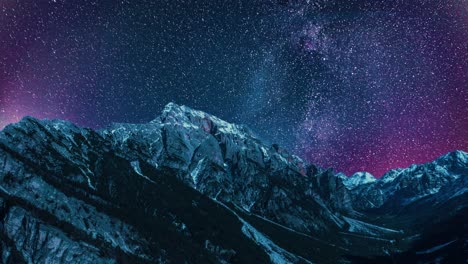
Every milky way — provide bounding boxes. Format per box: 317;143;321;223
1;0;467;176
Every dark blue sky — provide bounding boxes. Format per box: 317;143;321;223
1;0;467;176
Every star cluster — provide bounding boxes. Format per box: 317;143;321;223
1;0;467;176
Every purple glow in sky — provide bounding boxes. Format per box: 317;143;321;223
1;1;467;177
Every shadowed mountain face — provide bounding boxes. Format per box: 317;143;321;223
0;103;466;263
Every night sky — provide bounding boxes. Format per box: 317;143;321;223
1;0;467;177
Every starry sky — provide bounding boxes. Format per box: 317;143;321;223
1;0;467;177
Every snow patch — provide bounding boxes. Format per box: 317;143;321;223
260;146;269;160
450;187;468;199
190;158;206;185
131;161;156;184
344;172;376;189
343;216;402;236
380;170;403;183
213;200;313;264
79;167;96;190
241;223;305;264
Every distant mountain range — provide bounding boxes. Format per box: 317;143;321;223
0;103;466;263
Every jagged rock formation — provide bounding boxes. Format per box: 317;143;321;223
343;172;376;189
103;103;346;234
0;103;466;263
348;150;467;211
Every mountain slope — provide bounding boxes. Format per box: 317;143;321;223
0;103;466;263
103;103;347;235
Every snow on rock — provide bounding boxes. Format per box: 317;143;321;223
241;223;310;264
1;103;466;263
100;102;347;234
379;169;404;183
349;150;468;211
343;217;402;236
131;160;156;184
344;172;376;189
214;200;313;264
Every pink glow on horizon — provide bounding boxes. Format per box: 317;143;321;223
300;136;467;178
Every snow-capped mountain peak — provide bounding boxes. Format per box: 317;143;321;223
344;171;376;189
158;102;255;139
433;150;467;169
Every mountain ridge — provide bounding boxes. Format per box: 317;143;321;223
6;103;464;181
0;102;466;263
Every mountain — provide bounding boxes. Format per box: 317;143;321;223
103;103;346;234
349;150;467;212
0;103;466;263
343;172;376;189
